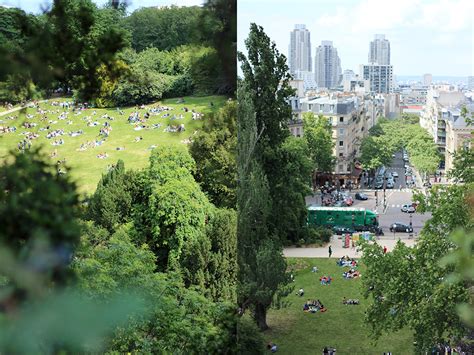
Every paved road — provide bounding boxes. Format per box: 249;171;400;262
305;149;432;237
284;236;416;258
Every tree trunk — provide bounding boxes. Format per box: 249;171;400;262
254;303;268;331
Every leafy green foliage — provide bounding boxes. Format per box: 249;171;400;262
124;6;202;52
361;155;474;352
190;99;237;208
237;80;290;330
0;149;80;292
87;160;136;232
303;112;335;173
360;118;440;175
272;137;312;244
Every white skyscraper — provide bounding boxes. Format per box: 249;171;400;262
423;73;433;86
289;24;312;74
314;41;342;89
369;34;390;65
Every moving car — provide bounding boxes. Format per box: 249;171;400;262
375;182;384;189
386;181;394;189
401;204;416;213
390;223;413;233
391;171;399;178
355;193;368;200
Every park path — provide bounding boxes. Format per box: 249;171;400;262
284;236;417;258
0;100;48;117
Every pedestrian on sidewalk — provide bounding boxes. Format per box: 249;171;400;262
328;245;332;258
383;246;387;254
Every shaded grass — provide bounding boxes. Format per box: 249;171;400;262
0;96;226;195
264;258;413;354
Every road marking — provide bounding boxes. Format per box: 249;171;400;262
391;204;395;207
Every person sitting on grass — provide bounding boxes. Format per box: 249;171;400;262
296;288;304;297
320;276;332;285
267;342;278;353
342;297;360;305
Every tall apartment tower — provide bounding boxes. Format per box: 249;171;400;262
289;24;312;74
423;73;433;86
369;34;390;65
314;41;342;89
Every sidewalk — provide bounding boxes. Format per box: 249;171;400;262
0;100;47;117
284;236;417;258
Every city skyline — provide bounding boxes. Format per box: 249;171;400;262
238;0;474;77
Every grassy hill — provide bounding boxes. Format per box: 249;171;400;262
264;258;413;354
0;96;226;194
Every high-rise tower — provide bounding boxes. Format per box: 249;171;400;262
369;34;390;65
289;24;312;74
314;41;342;89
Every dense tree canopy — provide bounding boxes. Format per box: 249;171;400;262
190;99;237;208
361;153;474;353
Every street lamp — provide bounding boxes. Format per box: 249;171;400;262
409;213;413;227
383;178;386;210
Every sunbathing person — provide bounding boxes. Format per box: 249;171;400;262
342;297;360;305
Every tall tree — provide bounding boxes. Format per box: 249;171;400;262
236;81;289;330
303;112;335;187
238;23;304;241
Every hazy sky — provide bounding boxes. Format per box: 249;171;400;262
0;0;203;13
238;0;474;77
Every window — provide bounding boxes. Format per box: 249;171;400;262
339;141;344;146
339;128;344;135
339;152;343;157
339;116;344;123
338;164;344;171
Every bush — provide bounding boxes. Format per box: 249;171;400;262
298;226;332;245
236;316;266;354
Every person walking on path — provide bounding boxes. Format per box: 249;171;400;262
328;245;332;258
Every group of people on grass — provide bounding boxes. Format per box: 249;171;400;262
303;299;327;313
336;256;357;267
320;276;333;285
343;268;360;279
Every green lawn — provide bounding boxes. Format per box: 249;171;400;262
0;96;226;194
264;258;413;355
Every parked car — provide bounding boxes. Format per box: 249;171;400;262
333;226;355;235
391;171;399;178
386;181;394;189
390;223;413;233
355;192;368;200
401;204;416;213
423;181;432;188
375;182;384;189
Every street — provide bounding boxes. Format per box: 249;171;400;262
305;150;432;239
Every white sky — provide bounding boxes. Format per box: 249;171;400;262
238;0;474;77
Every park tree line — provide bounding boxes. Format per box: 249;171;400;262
360;115;441;180
0;144;265;353
0;0;236;106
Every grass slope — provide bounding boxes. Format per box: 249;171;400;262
0;96;226;194
264;258;413;355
